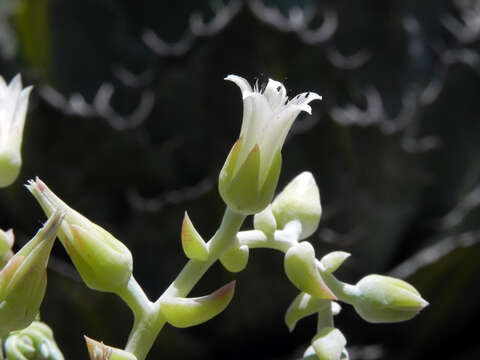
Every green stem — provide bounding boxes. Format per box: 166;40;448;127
316;302;333;333
124;207;245;360
315;262;360;305
238;220;301;252
239;222;360;304
117;277;153;320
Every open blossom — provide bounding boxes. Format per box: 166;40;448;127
219;75;321;214
0;74;32;187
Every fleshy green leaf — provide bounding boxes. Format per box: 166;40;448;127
285;292;331;332
284;242;336;300
220;244;249;272
181;212;208;261
160;281;236;328
320;252;350;274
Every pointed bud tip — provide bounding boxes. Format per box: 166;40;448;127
181;212;191;241
213;280;236;299
25;177;45;193
419;298;429;309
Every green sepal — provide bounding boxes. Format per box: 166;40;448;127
220;244;249;272
181;212;208;261
312;327;347;360
160;281;235;328
220;144;261;214
284;242;336;300
0;152;21;188
219;138;242;185
285;292;331;332
219;140;282;215
320;252;350;274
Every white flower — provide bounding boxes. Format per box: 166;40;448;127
219;75;321;214
224;75;321;184
0;74;32;187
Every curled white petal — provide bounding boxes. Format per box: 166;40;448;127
225;75;253;99
225;75;322;184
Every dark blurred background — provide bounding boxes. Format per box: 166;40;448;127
1;0;480;359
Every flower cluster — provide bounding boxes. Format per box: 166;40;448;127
0;73;428;360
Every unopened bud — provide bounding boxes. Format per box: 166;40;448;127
353;274;429;323
272;172;321;240
160;281;235;328
311;327;347;360
284;242;335;300
26;178;133;293
0;212;62;336
85;336;136;360
4;321;64;360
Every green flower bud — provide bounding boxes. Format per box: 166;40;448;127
220;243;249;273
320;252;350;274
160;281;235;328
253;205;277;235
311;327;347;360
353;274;429;323
0;228;14;268
26;178;133;293
284;242;336;300
0;212;63;336
271;172;322;240
181;212;208;261
285;292;331;332
4;320;64;360
85;336;136;360
0;74;32;188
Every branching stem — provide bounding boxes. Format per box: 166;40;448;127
121;207;245;360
